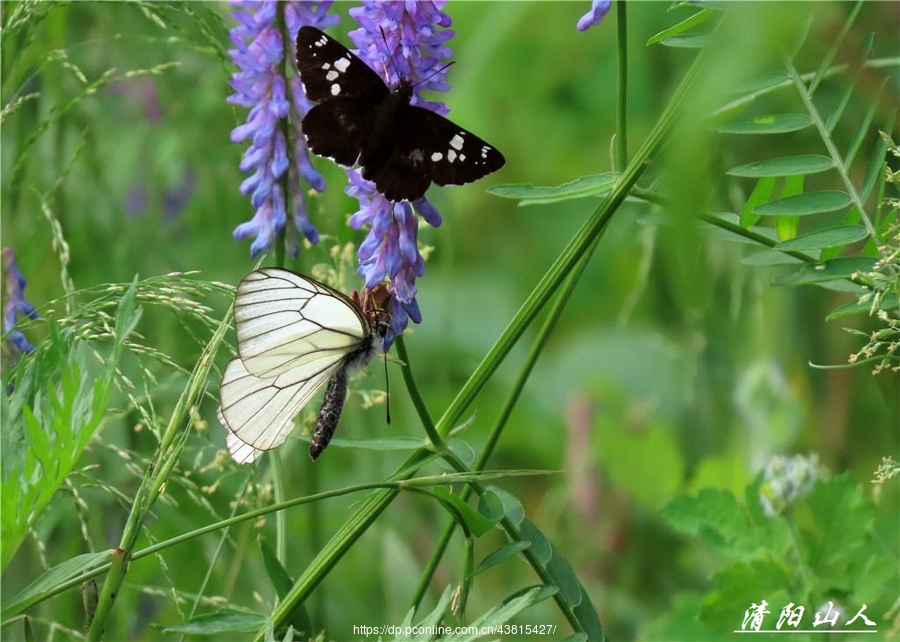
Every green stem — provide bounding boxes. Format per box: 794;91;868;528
271;455;287;563
395;335;444;451
271;0;290;572
615;0;628;171
782;55;876;240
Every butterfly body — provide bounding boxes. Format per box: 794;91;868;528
296;26;505;202
309;366;349;460
218;269;390;463
360;81;410;158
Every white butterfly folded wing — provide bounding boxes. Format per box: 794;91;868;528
218;355;340;463
218;268;372;464
234;269;367;379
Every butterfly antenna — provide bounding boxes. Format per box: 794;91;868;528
378;26;401;85
383;349;391;425
411;61;455;91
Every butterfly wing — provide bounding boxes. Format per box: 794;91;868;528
362;105;506;202
218;356;339;463
295;26;388;102
234;269;369;380
221;410;263;464
302;98;378;167
219;268;374;463
296;26;388;165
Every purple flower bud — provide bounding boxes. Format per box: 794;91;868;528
2;247;38;354
577;0;612;32
228;1;337;257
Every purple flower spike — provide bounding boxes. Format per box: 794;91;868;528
2;247;38;354
344;1;454;346
228;1;337;257
577;0;612;32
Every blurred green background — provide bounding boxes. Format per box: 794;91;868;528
2;1;898;640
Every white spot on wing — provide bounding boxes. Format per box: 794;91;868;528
322;62;332;70
459;154;466;161
431;152;443;162
448;150;457;163
331;83;341;96
334;57;351;73
450;134;464;151
326;70;339;81
315;36;328;48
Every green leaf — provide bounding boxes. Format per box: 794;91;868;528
728;155;834;177
472;541;531;577
701;561;793;628
740;251;806;266
483;485;524;526
795;476;877;588
660;34;713;49
441;586;556;642
519;519;552;565
517;519;606;640
394;585;453;638
325;436;425;451
113;276;142;349
546;549;583;605
771;257;877;286
731;72;789;94
740;177;776;227
2;551;114;619
663;489;743;537
163;610;266;635
571;584;607;642
715;113;812;134
641;593;715;641
448;438;476;467
259;538;293;599
648;9;712;45
774;225;868;252
826;293;899;321
477;489;505;522
433;488;496;537
660;489;790;559
487;173;616;206
775;175;804;240
753;191;852;217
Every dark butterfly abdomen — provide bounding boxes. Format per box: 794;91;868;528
309;368;348;460
360;86;413;179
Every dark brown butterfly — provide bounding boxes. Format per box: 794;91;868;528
296;26;505;202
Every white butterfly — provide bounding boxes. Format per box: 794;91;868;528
217;268;390;464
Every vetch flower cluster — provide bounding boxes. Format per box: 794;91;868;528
227;0;338;257
2;247;38;354
759;454;824;516
344;0;454;346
